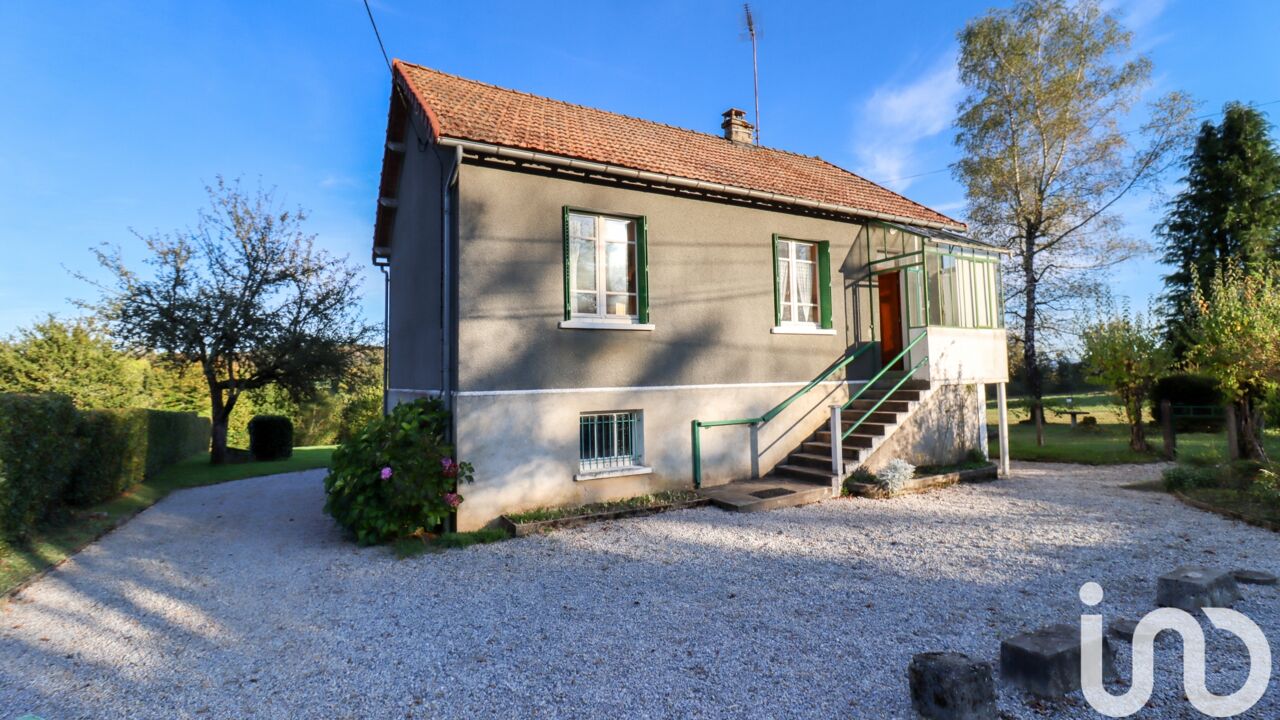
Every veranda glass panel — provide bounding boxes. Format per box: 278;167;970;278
925;250;1004;328
955;258;975;327
905;266;926;327
973;262;992;327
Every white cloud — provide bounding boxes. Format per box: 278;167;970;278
320;173;360;190
851;53;962;192
1102;0;1168;32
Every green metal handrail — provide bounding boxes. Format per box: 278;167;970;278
842;354;929;440
690;343;874;488
839;330;929;414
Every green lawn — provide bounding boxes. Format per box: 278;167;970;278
0;446;334;597
1178;487;1280;527
986;391;1280;465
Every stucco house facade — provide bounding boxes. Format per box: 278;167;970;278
372;60;1012;530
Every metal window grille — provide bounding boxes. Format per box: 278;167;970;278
579;411;641;471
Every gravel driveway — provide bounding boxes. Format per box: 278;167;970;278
2;462;1278;719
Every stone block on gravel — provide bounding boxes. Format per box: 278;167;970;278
1000;623;1116;697
1232;569;1278;586
908;652;996;720
1157;566;1241;611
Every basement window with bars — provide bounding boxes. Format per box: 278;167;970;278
578;411;644;473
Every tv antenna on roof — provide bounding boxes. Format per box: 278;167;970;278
742;3;760;145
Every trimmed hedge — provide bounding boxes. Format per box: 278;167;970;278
1150;374;1224;433
248;415;293;461
68;409;148;506
144;410;209;475
0;393;79;539
0;395;209;540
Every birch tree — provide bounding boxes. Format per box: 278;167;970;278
953;0;1193;416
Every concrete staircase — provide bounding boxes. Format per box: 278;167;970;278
698;373;932;512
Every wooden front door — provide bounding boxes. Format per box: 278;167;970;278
878;272;904;370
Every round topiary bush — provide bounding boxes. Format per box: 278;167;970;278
323;398;473;545
248;415;294;461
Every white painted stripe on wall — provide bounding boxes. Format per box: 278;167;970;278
388;388;445;396
420;379;869;398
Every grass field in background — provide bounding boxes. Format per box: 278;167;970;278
0;446;334;597
986;391;1280;464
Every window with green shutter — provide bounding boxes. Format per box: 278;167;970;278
772;235;833;332
561;207;652;329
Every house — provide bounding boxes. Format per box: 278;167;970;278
372;60;1012;530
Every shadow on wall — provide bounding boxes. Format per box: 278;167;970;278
455;190;890;487
864;383;978;473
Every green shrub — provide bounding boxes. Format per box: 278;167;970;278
248;415;293;461
68;409;148;506
144;410;209;475
842;467;875;495
1162;464;1220;492
1248;468;1280;505
875;459;916;493
1150;374;1224;432
324;398;473;545
0;393;79;539
337;393;382;443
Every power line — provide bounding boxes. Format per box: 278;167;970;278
363;0;392;73
872;97;1280;187
361;0;431;151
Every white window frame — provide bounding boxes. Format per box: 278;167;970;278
567;211;638;325
776;238;821;328
575;410;650;481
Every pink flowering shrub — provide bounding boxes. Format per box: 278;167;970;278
323;398;474;545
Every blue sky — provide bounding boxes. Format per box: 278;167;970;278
2;0;1278;343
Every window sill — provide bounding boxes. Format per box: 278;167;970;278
559;319;655;331
574;466;653;482
771;325;836;336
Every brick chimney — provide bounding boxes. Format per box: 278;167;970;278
721;108;754;144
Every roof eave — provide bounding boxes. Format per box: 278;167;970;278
436;137;969;233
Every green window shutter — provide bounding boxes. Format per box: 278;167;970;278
771;233;781;327
561;206;571;320
636;215;650;323
817;241;833;329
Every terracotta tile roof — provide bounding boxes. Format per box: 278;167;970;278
391;60;963;230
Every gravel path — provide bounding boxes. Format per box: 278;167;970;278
2;462;1278;719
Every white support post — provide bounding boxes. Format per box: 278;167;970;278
996;382;1011;478
977;383;989;460
829;404;844;478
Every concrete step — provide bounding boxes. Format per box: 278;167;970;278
773;463;836;483
801;441;863;460
788;451;837;470
841;411;899;424
832;420;889;436
855;388;922;403
813;431;874;448
697;477;832;512
846;399;910;414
